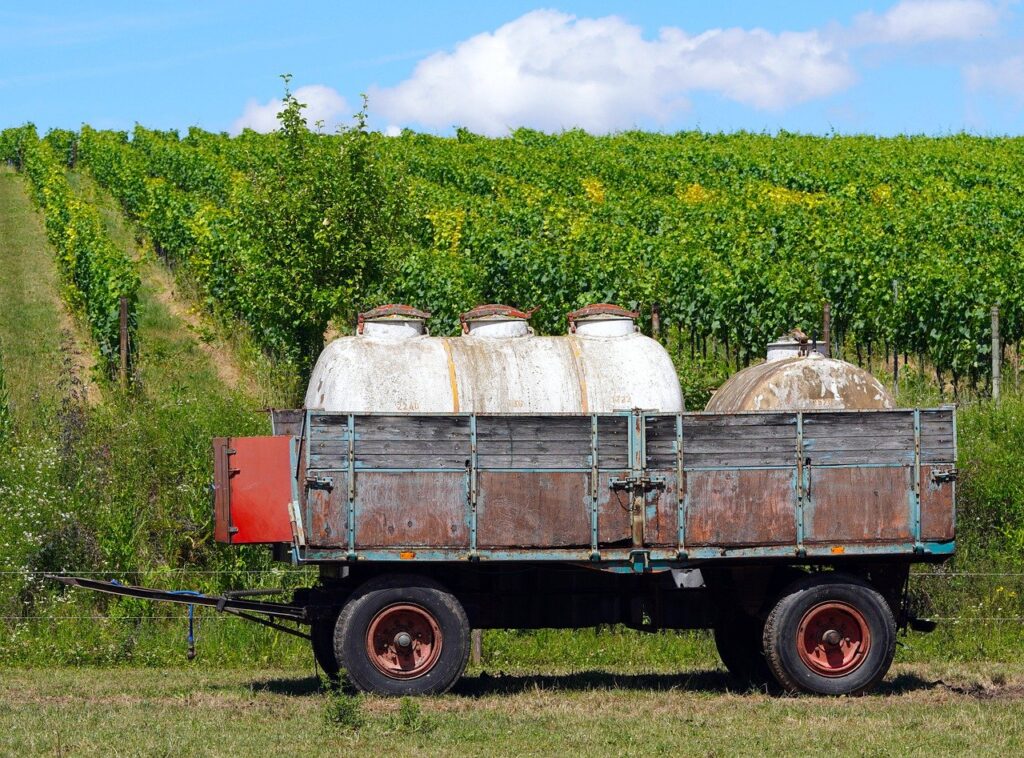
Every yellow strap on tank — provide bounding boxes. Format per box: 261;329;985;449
441;338;460;413
568;335;589;414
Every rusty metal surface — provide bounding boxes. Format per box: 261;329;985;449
477;471;590;548
212;437;231;543
567;303;639;331
804;466;913;544
920;464;956;541
355;472;469;548
685;469;797;546
705;353;894;412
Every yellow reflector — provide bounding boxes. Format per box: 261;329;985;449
400;551;416;560
831;546;845;555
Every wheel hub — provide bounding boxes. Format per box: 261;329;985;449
366;603;443;680
796;601;871;678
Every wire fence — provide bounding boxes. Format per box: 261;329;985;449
0;570;1021;577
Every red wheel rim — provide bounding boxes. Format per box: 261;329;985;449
365;603;443;679
796;601;871;677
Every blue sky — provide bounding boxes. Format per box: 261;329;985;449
3;1;1024;136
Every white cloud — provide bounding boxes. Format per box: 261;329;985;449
372;10;854;135
853;0;999;45
231;1;1008;136
966;55;1024;101
232;84;349;134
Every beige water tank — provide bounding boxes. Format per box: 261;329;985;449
705;336;894;412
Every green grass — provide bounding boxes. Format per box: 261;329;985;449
0;167;73;430
0;165;292;656
1;663;1023;756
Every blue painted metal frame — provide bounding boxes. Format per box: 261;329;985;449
795;411;806;554
912;408;922;552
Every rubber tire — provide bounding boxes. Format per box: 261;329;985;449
763;573;896;696
333;574;470;696
311;610;340;678
714;613;775;691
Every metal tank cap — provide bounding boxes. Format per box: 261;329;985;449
357;304;431;337
460;304;537;337
767;329;827;362
567;303;639;337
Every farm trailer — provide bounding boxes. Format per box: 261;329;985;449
60;404;956;696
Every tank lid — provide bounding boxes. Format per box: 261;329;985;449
767;329;825;362
567;303;638;333
460;304;535;334
357;304;430;335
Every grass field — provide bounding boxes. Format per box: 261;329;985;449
1;663;1023;756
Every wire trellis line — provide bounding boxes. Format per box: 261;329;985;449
0;569;316;575
1;570;1024;579
2;614;1024;623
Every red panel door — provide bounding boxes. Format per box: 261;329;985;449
212;436;295;544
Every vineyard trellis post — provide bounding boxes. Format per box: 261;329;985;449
119;295;128;389
992;305;1001;403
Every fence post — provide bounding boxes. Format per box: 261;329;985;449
651;303;661;342
992;305;1001;403
119;296;128;389
471;629;482;665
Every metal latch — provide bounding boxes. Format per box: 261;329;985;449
628;549;651;573
306;474;334;488
930;468;957;484
609;475;666;492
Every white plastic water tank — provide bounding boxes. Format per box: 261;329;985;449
305;303;684;414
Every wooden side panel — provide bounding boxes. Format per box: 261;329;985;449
477;471;590;548
477;416;592;469
921;464;956;541
682;413;796;468
597;471;632;546
307;473;348;547
645;471;679;546
354;472;468;548
804;466;912;544
270;409;304;438
685;469;796;546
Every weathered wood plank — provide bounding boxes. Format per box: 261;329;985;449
683;413;797;428
354;453;469;469
804;436;915;452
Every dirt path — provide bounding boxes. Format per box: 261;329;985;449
0;168;98;426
